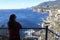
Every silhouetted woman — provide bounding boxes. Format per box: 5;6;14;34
8;14;22;40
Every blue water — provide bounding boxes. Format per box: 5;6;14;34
0;9;48;28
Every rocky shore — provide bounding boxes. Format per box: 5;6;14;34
39;8;60;40
32;7;60;40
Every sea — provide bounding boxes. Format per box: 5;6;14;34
0;9;48;28
0;9;49;36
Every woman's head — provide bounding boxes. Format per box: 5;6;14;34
8;14;16;29
9;14;16;21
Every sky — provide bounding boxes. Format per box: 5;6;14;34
0;0;55;9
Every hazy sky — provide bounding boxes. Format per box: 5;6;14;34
0;0;55;9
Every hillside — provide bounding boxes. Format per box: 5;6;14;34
33;0;60;9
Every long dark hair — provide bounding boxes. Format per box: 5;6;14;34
8;14;16;29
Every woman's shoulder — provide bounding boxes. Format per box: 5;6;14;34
16;21;21;25
16;21;22;28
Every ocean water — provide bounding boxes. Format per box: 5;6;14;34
0;9;48;28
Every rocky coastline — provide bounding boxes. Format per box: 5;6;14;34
32;7;60;40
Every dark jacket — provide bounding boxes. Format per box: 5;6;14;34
8;21;22;40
